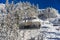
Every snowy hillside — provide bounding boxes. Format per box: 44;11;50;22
0;1;60;40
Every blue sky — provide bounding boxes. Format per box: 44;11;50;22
0;0;60;12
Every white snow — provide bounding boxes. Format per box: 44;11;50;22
0;3;60;40
40;16;60;40
0;3;5;9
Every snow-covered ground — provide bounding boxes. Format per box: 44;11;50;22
0;3;60;40
40;19;60;40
